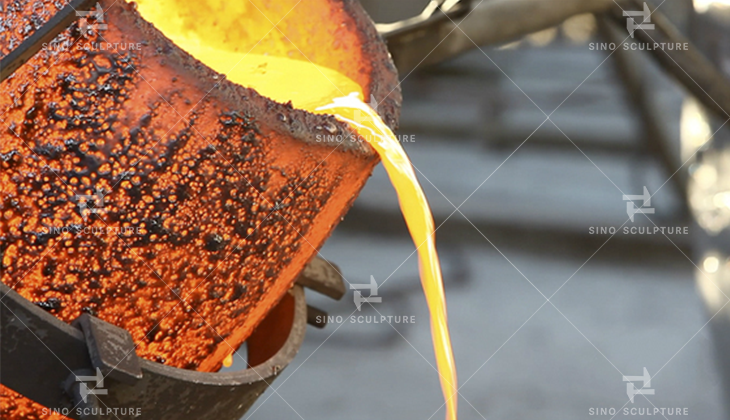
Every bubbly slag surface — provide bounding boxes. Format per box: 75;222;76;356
134;3;459;417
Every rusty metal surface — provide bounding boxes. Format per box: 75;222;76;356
73;313;143;385
0;0;399;417
339;0;403;130
0;0;399;377
296;256;346;300
0;0;96;81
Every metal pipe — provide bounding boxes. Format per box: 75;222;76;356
384;0;624;74
610;0;730;121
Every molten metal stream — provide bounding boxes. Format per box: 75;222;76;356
135;4;458;418
219;52;457;420
318;94;460;420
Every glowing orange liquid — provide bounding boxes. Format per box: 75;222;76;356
222;353;234;368
229;59;458;420
134;3;458;418
316;95;458;420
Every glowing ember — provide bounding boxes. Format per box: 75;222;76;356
222;353;234;368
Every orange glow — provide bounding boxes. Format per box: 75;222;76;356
1;0;402;417
222;353;234;368
0;387;70;420
139;17;460;417
317;95;459;420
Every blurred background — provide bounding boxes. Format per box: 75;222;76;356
233;0;730;418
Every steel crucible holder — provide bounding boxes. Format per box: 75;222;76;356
0;257;345;420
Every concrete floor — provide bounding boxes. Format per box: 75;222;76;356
240;230;725;420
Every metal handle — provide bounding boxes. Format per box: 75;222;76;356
0;0;97;82
376;0;473;37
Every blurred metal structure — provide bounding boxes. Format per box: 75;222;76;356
378;0;730;218
378;3;730;414
610;0;730;121
379;0;730;128
381;0;623;73
685;4;730;418
596;14;689;208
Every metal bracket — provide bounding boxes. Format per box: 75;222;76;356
296;256;346;300
73;313;143;385
297;256;347;329
0;283;305;420
0;0;97;82
63;369;104;420
1;255;347;420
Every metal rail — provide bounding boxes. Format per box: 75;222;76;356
381;0;623;74
0;0;96;82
